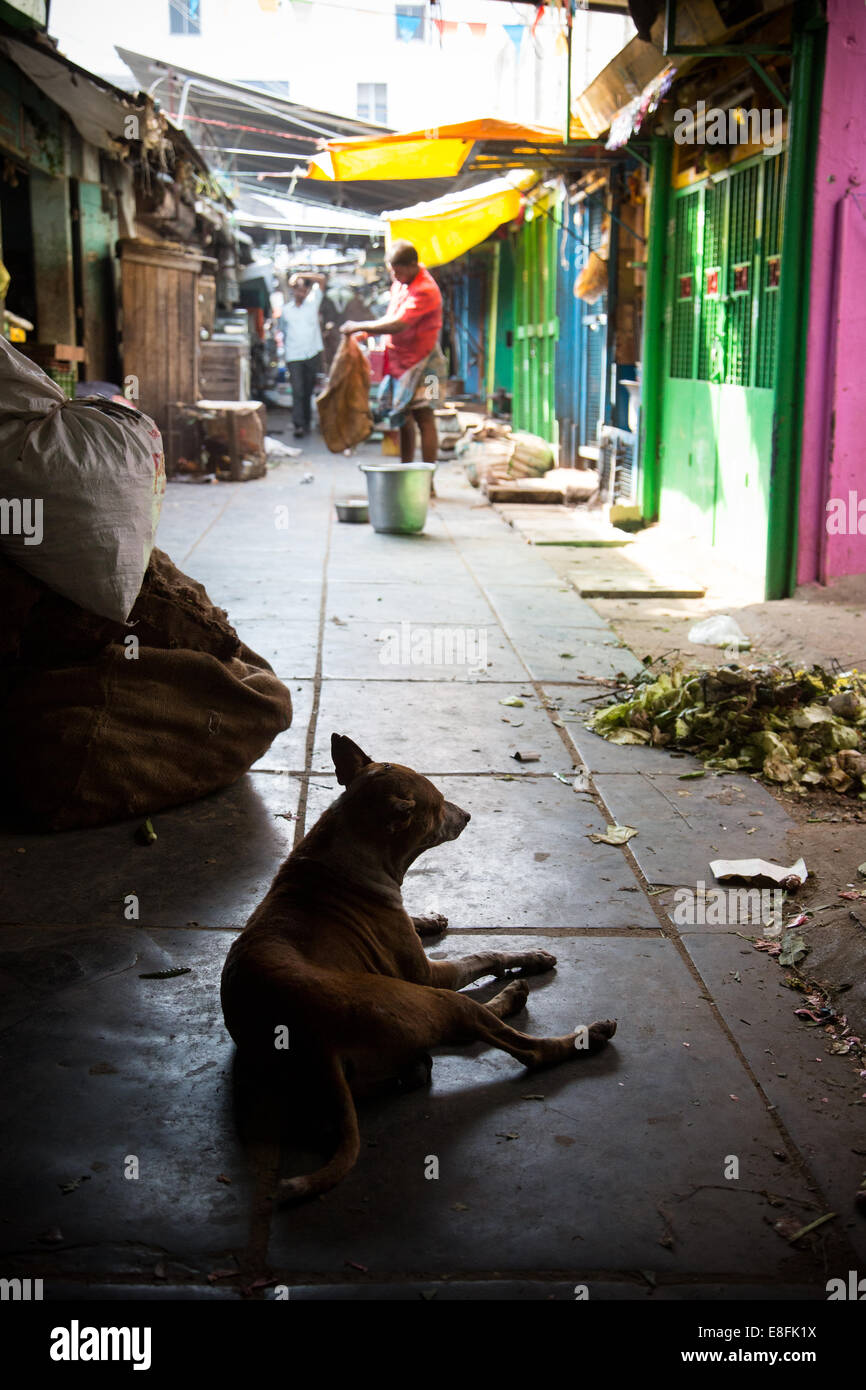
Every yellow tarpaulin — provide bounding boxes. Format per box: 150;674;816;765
308;117;562;183
383;171;538;268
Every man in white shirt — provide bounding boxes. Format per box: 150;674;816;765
281;273;326;438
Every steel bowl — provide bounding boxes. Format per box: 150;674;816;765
335;497;369;524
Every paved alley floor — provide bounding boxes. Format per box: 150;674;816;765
0;435;863;1302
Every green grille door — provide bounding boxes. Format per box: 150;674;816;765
670;194;700;378
698;179;726;382
724;161;761;386
755;150;786;388
513;204;559;441
659;150;787;588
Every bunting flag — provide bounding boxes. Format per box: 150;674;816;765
396;11;423;41
531;4;545;34
467;22;487;37
504;24;524;50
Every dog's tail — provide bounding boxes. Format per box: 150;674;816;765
277;1052;360;1203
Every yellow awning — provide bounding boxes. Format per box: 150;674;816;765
383;171;538;268
309;118;562;183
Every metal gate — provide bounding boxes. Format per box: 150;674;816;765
553;191;609;463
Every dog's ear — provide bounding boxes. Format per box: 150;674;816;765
386;795;415;835
331;733;373;787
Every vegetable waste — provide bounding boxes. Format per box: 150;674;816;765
588;664;866;794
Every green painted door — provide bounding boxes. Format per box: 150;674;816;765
513;203;559;442
658;150;786;587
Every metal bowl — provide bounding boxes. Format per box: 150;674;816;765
335;497;369;524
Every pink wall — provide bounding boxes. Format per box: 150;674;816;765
797;0;866;585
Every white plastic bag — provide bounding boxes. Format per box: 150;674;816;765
0;338;165;622
687;615;751;651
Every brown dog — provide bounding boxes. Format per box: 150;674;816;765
220;734;616;1201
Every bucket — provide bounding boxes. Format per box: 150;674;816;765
359;464;436;534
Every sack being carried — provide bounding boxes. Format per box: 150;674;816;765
316;334;373;453
0;338;165;623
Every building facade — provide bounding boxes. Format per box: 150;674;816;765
48;0;633;134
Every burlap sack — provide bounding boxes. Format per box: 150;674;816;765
316;335;373;453
0;548;292;830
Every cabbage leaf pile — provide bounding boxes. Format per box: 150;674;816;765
588;665;866;794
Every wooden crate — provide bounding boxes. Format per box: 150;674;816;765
199;340;250;401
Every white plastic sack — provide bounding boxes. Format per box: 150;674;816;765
687;615;751;651
0;338;165;622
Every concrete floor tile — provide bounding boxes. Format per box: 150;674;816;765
178;568;323;623
435;512;515;542
486;584;609;629
681;931;866;1263
0;928;251;1280
265;935;833;1282
325;580;496;625
456;540;560;587
311;681;574;774
507;625;645;682
593;772;795;887
0;774;298;929
230;618;321;679
302;775;660;929
321;620;527;681
326;534;467;587
252;680;315;772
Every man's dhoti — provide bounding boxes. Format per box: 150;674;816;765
375;344;448;430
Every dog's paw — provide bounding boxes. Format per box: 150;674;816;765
516;949;557;975
487;977;529;1019
413;913;448;937
396;1052;434;1090
586;1018;617;1050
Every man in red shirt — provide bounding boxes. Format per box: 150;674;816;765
341;240;444;465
